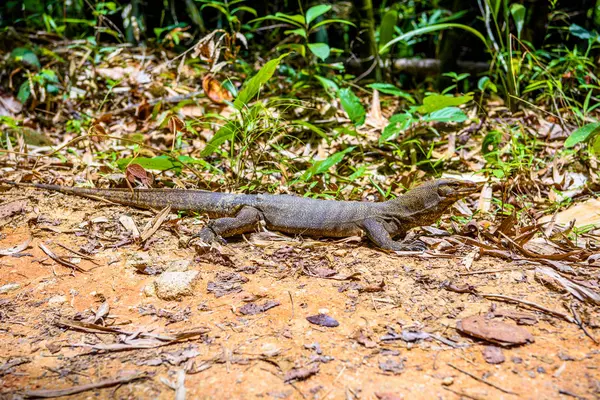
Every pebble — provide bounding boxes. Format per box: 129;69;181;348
153;271;200;300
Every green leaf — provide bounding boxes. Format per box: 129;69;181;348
10;47;40;69
314;75;338;93
231;6;257;16
477;76;497;93
564;122;600;148
311;18;356;30
380;113;414;143
306;5;331;25
275;12;305;25
233;53;289;110
422;106;467;123
379;23;488;55
569;23;594;40
201;120;240;156
307;42;330;61
200;3;228;17
366;83;415;103
17;81;31;104
116;156;176;171
250;15;304;29
277;43;306;57
589;133;600;156
304;146;355;180
338;88;366;126
293;120;329;141
482;130;503;161
510;3;526;39
378;9;398;54
417;93;473;114
285;28;306;38
40;69;58;83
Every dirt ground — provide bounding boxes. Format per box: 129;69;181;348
1;187;599;400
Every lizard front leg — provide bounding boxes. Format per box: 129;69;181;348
194;206;262;244
362;218;426;252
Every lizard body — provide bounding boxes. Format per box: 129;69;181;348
6;179;477;251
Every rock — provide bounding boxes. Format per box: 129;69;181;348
442;376;454;386
166;260;191;272
482;345;505;364
143;284;157;297
127;252;162;275
0;283;21;294
154;271;200;300
48;295;67;306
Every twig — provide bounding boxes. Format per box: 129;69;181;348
442;386;485;400
447;363;518;395
569;303;598;344
459;266;535;275
20;373;148;398
39;243;86;273
287;291;294;322
481;293;576;324
288;382;306;400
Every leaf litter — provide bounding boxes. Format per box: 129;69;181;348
0;32;599;400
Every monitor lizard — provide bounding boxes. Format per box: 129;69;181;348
5;179;478;251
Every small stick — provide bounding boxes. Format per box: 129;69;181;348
287;291;295;322
448;363;518;395
569;303;598;344
20;373;147;398
459;266;535;275
442;386;485;400
481;293;576;323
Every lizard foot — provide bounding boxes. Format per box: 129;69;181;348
396;239;427;252
187;227;226;247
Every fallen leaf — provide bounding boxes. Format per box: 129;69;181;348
457;315;534;346
540;198;600;228
0;92;22;117
239;300;280;315
0;236;31;256
379;357;405;374
0;199;28;222
306;314;339;328
284;365;319;383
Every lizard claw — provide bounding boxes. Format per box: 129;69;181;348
398;239;427;252
187;227;225;247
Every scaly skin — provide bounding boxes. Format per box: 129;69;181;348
6;179;478;251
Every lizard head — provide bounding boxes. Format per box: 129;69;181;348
383;178;480;234
435;179;479;200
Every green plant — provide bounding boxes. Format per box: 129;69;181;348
196;0;256;34
441;72;470;94
252;5;355;62
200;54;289;175
17;69;60;104
380;93;473;144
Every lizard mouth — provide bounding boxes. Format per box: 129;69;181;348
449;181;481;196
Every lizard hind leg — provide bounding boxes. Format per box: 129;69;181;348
193;206;263;244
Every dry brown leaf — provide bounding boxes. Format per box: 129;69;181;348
0;199;28;222
540;198;600;228
202;75;232;104
126;163;152;186
457;315;534;346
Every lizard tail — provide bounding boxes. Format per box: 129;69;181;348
4;181;256;215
